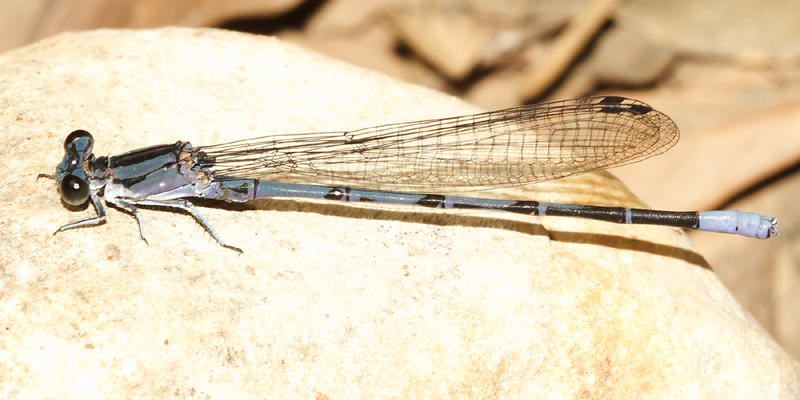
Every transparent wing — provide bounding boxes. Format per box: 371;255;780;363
195;96;678;191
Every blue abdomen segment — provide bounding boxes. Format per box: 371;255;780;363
698;210;777;239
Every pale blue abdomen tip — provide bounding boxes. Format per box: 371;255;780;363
698;210;777;239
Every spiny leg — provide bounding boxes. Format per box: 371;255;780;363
130;199;243;253
113;200;150;245
54;193;107;234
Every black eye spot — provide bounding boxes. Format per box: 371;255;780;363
59;174;90;206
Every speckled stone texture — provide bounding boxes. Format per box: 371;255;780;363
0;28;797;399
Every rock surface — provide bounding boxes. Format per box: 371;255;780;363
0;28;796;398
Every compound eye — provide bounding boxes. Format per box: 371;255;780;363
59;174;90;206
64;130;94;150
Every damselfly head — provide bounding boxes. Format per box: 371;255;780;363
55;130;94;206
